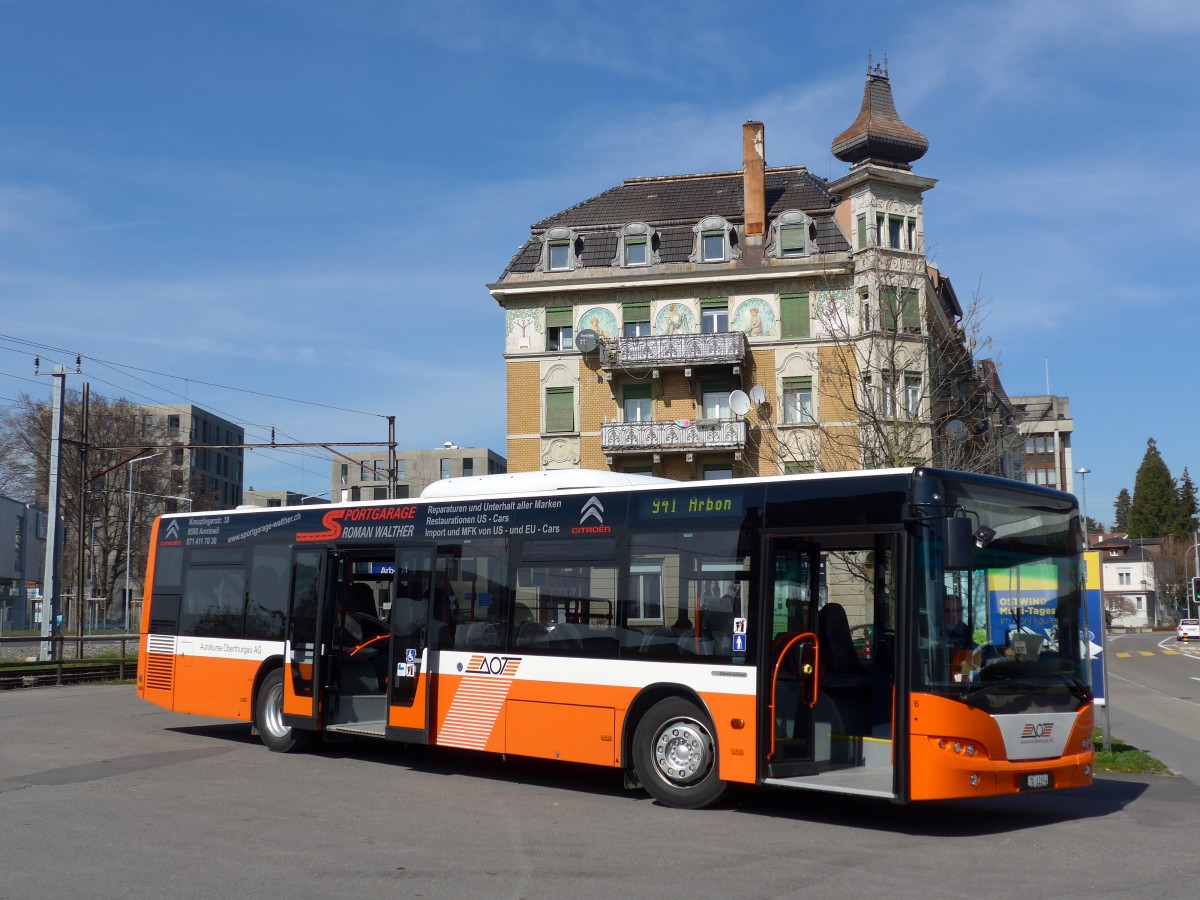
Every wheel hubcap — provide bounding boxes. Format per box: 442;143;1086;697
262;683;287;738
653;718;713;787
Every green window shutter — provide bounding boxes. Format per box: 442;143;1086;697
624;384;652;401
782;376;812;391
545;387;574;433
700;297;728;310
780;293;810;339
880;289;898;331
901;290;920;331
784;460;815;474
780;224;805;253
625;235;646;246
624;302;650;323
545;307;572;328
856;215;866;249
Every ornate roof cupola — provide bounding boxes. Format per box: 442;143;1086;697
831;55;928;170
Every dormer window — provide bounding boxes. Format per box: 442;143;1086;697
612;223;659;268
690;215;739;264
766;210;816;259
538;226;581;273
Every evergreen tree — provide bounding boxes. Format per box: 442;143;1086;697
1176;468;1199;539
1127;438;1177;539
1113;488;1131;533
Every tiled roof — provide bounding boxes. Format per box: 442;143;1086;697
502;167;848;278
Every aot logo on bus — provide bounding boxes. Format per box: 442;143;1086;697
466;655;521;676
1021;722;1054;740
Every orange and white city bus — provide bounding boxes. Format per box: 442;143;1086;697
137;467;1094;808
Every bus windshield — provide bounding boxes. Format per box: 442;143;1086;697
915;476;1088;712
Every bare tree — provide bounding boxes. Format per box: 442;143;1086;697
746;246;1013;476
0;391;173;625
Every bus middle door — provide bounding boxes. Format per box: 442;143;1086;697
387;545;436;742
763;537;821;776
282;548;340;729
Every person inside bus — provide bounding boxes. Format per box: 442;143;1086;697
944;593;974;652
701;581;735;653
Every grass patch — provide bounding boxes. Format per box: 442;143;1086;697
1092;730;1172;775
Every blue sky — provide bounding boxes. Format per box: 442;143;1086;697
1;0;1196;522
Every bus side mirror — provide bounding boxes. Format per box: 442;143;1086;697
943;517;974;570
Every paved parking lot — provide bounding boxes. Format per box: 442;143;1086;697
3;684;1200;900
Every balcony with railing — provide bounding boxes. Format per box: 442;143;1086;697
600;417;746;456
599;331;748;372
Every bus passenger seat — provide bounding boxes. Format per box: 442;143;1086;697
818;603;869;686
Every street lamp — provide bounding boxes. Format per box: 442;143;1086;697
1075;467;1091;546
125;453;163;632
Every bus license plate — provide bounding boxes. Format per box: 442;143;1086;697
1021;772;1052;791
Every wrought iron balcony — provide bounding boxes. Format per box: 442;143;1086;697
600;417;747;455
600;331;748;371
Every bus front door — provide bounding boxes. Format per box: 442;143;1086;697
387;546;435;742
282;548;338;729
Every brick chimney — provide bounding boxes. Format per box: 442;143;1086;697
742;120;765;240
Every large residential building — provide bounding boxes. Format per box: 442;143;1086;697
1011;394;1075;494
332;445;507;502
143;403;245;511
490;63;1012;480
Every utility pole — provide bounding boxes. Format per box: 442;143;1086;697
35;358;80;660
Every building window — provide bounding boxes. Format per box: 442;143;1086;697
880;289;920;333
167;414;180;438
463;458;473;477
700;299;728;333
545;305;573;351
1118;572;1131;586
545;387;575;434
623;384;652;422
701;380;731;420
767;210;815;259
627;561;663;623
783;460;816;474
782;376;813;424
440;458;452;480
624;236;647;266
538;226;580;273
702;232;724;261
612;223;657;268
703;464;733;480
780;293;810;340
690;215;738;264
624;302;651;337
549;242;570;270
889;216;903;249
396;460;405;480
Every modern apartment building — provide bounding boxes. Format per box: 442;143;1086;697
142;403;245;511
490;64;1007;479
332;445;507;502
1011;394;1075;494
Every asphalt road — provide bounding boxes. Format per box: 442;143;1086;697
1104;630;1200;779
3;684;1200;899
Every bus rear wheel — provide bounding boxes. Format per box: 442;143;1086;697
255;669;314;753
633;697;728;809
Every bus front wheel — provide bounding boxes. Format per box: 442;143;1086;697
255;669;314;753
632;697;728;809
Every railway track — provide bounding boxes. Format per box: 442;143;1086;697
0;659;135;690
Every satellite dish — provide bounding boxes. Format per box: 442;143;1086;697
729;390;751;416
576;329;600;353
748;385;767;406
